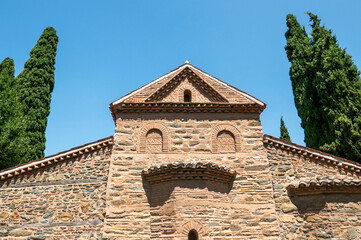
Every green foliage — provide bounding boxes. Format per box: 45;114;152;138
285;14;321;149
285;13;361;161
0;27;58;169
280;117;291;142
0;58;28;169
15;27;59;164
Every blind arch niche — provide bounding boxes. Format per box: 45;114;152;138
146;129;163;153
217;130;236;153
212;124;241;153
139;123;169;153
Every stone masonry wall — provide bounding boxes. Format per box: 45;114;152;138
104;112;280;239
0;146;111;240
267;147;361;240
112;112;266;154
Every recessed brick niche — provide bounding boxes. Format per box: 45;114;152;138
142;162;236;207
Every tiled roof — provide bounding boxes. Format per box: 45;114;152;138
287;176;361;195
142;162;236;185
263;134;361;176
0;136;113;181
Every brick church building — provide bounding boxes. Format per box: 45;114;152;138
0;62;361;239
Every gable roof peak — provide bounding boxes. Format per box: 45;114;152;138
110;62;265;106
109;62;266;121
145;66;228;103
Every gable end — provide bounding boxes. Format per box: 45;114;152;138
145;67;228;103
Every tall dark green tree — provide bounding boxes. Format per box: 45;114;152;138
16;27;59;163
285;13;361;161
285;14;323;150
280;117;291;142
0;58;28;169
308;13;361;159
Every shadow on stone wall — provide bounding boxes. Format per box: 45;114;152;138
289;192;361;213
143;178;233;207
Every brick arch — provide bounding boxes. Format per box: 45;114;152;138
212;124;241;153
178;83;197;102
179;220;207;237
139;123;169;153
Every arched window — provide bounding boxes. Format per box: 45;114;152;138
184;90;192;102
146;129;163;153
217;130;236;153
188;229;198;240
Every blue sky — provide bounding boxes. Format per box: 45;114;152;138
1;1;361;156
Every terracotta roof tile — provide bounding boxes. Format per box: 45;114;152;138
287;176;361;195
263;134;361;176
0;136;113;181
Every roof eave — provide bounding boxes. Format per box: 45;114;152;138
0;136;114;181
263;134;361;175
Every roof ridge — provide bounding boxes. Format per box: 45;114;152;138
263;134;361;175
0;136;113;180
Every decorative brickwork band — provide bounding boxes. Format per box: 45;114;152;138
139;123;169;153
142;162;236;185
212;124;241;153
115;102;265;114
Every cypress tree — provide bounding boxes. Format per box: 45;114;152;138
280;117;291;142
307;13;361;160
285;14;322;150
0;58;28;169
285;13;361;161
16;27;58;163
